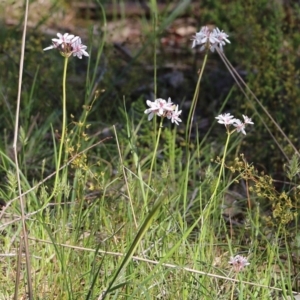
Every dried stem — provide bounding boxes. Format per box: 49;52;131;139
13;0;33;298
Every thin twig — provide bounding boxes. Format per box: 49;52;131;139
14;237;23;299
13;0;33;297
27;236;300;296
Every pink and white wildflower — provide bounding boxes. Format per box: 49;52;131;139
53;33;75;47
242;115;254;125
43;33;74;51
229;255;250;272
145;97;182;125
216;113;254;135
192;26;230;52
145;98;173;120
71;37;89;59
211;28;230;52
191;26;217;51
215;113;235;126
144;100;161;121
44;33;89;59
233;118;247;135
167;105;182;125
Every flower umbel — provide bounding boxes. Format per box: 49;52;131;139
43;32;89;59
215;113;235;126
167;105;182;125
212;28;230;52
229;255;250;272
216;113;254;135
145;97;182;125
242;115;254;125
71;37;89;59
192;26;230;52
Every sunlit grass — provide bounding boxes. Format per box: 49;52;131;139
0;0;300;299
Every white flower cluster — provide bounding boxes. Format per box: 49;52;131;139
144;98;182;125
216;113;254;135
44;33;89;59
192;26;230;52
228;255;250;272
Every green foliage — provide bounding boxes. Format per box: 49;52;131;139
285;153;300;181
1;0;300;298
229;155;298;231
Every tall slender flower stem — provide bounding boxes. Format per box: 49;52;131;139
201;113;254;218
151;0;158;99
211;130;231;203
201;129;232;221
151;1;158;160
146;117;164;200
186;52;208;144
48;56;69;202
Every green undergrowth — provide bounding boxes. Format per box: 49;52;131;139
0;0;300;299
